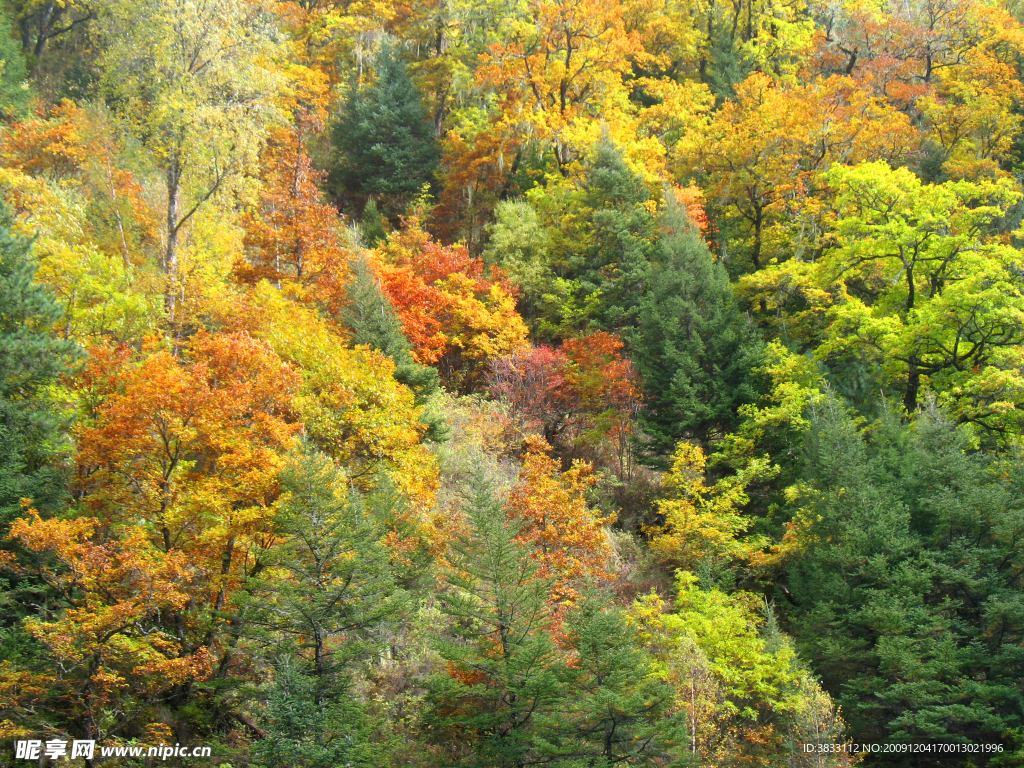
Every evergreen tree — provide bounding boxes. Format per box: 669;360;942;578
784;400;1024;758
330;42;439;216
626;201;764;455
536;593;685;766
252;442;405;678
426;476;564;768
360;198;388;248
0;202;81;528
343;256;449;441
545;137;659;335
254;656;388;768
0;7;29;122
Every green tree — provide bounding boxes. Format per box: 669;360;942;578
250;443;405;680
0;6;29;121
254;656;387;768
784;400;1024;755
627;201;764;455
343;256;448;442
426;476;563;768
541;137;659;335
330;42;439;217
536;593;685;766
360;198;388;248
0;203;81;527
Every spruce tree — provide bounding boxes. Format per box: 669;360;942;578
626;201;764;455
0;202;81;527
784;400;1024;755
360;198;388;248
343;256;448;441
426;476;563;768
330;42;439;216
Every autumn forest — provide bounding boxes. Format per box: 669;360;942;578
1;0;1024;763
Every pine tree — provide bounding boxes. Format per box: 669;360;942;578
535;593;684;766
343;256;448;441
330;42;439;216
626;200;764;455
426;476;564;768
0;202;81;527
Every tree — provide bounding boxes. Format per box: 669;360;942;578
534;593;685;766
238;116;351;289
249;444;401;768
0;5;29;122
426;476;563;768
505;436;613;603
783;400;1024;751
648;441;769;574
254;656;387;768
343;255;448;442
627;201;764;454
373;217;529;392
814;163;1024;417
539;137;660;336
0;202;80;527
330;42;439;216
99;0;283;320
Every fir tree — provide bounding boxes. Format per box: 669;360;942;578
0;202;81;527
343;255;449;441
626;200;764;455
360;198;388;248
426;476;563;768
330;42;439;216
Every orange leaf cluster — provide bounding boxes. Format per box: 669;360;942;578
505;436;614;603
373;218;529;390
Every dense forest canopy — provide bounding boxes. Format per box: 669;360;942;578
1;0;1024;764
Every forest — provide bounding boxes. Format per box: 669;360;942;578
1;0;1024;763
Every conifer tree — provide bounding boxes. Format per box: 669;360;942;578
330;42;439;216
426;476;563;768
785;400;1024;748
547;137;659;335
627;201;764;454
254;656;387;768
537;594;684;766
0;202;81;527
343;256;448;441
253;442;404;678
250;443;402;766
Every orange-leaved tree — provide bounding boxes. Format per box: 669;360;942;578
373;215;529;392
506;436;614;604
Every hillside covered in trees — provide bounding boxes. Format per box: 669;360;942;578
1;0;1024;764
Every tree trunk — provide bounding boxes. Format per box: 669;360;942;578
904;358;920;412
165;157;181;321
